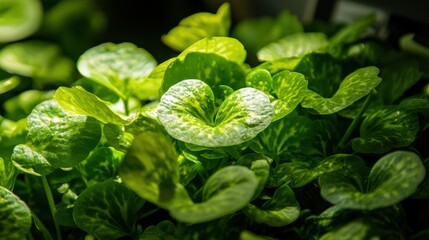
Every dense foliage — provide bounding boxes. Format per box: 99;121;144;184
1;1;429;239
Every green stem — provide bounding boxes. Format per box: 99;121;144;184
336;91;373;151
31;211;54;240
41;176;62;240
123;98;130;116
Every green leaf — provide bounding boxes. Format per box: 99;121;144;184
320;151;426;210
257;32;329;61
249;110;313;159
0;0;43;43
237;153;272;199
413;157;429;199
271;70;308;121
245;68;273;94
294;53;342;98
179;36;246;64
161;2;231;52
0;157;18;190
255;57;302;75
232;10;303;53
169;165;258;224
54;86;128;125
120;131;180;204
11;100;101;176
352;106;420;154
243;184;300;227
0;40;74;83
73;181;140;240
158;79;273;147
319;219;374;240
76;147;124;186
301;66;381;114
161;52;247;95
141;220;177;240
0;186;32;240
77;42;157;99
0;76;20;94
377;59;422;104
268;154;365;188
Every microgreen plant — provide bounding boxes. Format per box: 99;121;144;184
1;2;429;240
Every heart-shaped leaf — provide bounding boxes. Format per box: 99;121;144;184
301;66;381;114
73;181;140;240
352;106;420;154
320;151;426;210
77;42;157;99
11;100;101;176
0;186;32;240
169;165;258;224
158;79;273;147
243;184;300;227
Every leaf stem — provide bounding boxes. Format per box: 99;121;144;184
123;98;130;116
336;91;373;151
31;211;54;240
41;175;62;240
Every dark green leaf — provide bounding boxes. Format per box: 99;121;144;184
320;151;426;210
0;186;32;240
73;181;140;240
161;52;247;95
352;106;420;154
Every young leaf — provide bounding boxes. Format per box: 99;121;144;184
268;154;365;188
178;36;247;64
352;106;420;154
270;70;308;121
257;32;329;61
77;42;157;99
320;151;426;210
73;181;140;240
169;165;258;224
161;2;231;52
0;76;20;94
0;156;18;190
0;186;32;240
120;131;180;204
54;86;128;125
11;100;101;176
0;0;42;43
301;66;381;114
249;110;313;160
245;69;273;94
243;184;300;227
158;79;273;147
329;13;376;46
161;52;247;95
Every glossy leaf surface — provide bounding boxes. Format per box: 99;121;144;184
11;100;101;176
158;79;273;147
